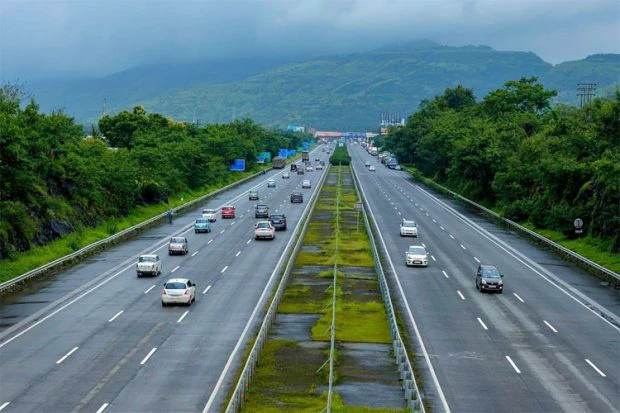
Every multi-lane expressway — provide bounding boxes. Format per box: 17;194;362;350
349;142;619;413
0;147;329;413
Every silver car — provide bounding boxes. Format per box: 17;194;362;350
136;254;161;277
400;220;418;237
161;278;196;306
405;245;428;267
168;236;188;255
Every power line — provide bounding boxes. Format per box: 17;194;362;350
577;83;596;108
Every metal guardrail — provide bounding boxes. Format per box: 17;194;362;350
224;163;330;413
0;168;272;294
324;166;341;413
351;164;426;413
402;168;619;285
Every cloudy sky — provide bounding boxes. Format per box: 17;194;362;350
1;0;619;80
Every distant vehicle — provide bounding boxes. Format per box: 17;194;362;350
315;157;320;162
316;164;324;170
365;161;370;167
290;192;303;203
476;264;504;293
306;165;314;172
267;179;276;188
405;245;428;267
399;220;418;237
302;180;311;188
297;168;305;175
249;190;259;200
272;156;286;169
388;158;398;169
290;164;298;172
221;205;235;219
255;204;270;218
269;214;287;230
194;218;212;234
168;237;189;255
301;150;310;162
136;254;161;277
161;278;196;307
202;208;217;222
254;221;276;240
369;147;378;156
282;172;290;179
369;165;376;171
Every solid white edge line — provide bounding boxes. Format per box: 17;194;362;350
170;266;180;273
0;402;10;412
108;310;124;323
457;291;466;300
191;251;199;257
543;320;558;333
505;356;521;374
513;293;525;303
144;285;156;294
442;271;449;279
177;310;189;323
351;162;452;413
203;285;212;294
140;347;157;365
221;266;228;273
477;317;488;330
56;346;79;364
585;359;607;377
203;159;327;412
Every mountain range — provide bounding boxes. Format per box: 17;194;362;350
24;40;620;131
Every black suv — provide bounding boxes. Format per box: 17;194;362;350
255;204;269;218
290;192;303;203
476;264;504;293
269;214;287;231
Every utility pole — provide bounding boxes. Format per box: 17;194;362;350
102;98;107;118
577;83;596;108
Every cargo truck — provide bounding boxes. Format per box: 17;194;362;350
272;156;286;169
301;151;310;162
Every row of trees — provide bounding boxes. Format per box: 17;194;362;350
0;86;306;258
384;78;619;251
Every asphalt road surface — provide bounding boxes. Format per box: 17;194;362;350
350;142;619;413
0;146;330;413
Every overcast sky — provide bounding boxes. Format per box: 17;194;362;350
1;0;619;80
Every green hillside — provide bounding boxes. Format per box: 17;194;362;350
140;41;558;130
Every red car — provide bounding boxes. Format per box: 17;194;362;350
221;205;236;219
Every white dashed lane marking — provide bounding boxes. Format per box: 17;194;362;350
140;347;158;365
221;266;228;274
144;285;156;294
236;251;241;257
203;285;212;294
506;356;521;374
177;311;189;323
457;291;466;300
191;251;199;257
585;359;606;377
56;346;79;365
543;320;558;333
95;404;109;413
171;266;179;273
477;318;488;330
513;293;525;303
108;310;124;323
442;271;449;278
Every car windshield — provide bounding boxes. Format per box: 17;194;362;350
402;221;416;227
270;215;283;220
139;256;156;262
257;222;270;228
250;191;257;195
165;282;186;289
256;205;267;209
408;247;426;255
196;219;208;224
482;267;501;278
203;209;215;214
223;206;234;210
171;237;185;243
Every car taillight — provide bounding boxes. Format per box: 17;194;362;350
162;289;167;295
184;289;189;295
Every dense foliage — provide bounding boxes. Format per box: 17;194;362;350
385;78;620;251
329;145;351;165
0;87;305;258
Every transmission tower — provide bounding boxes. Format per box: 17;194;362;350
577;83;597;108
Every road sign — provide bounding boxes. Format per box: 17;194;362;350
574;218;583;229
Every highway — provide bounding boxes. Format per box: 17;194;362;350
350;142;619;413
0;147;330;413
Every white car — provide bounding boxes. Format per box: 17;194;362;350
267;179;276;188
369;165;376;171
168;236;188;255
306;165;314;172
161;278;196;306
400;220;418;237
302;180;311;189
202;208;217;222
254;221;276;240
282;172;290;179
365;161;371;167
316;164;324;170
405;245;429;267
136;254;161;277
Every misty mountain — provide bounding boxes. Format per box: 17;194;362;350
26;42;620;130
24;56;299;123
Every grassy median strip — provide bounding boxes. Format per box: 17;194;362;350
241;166;405;412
